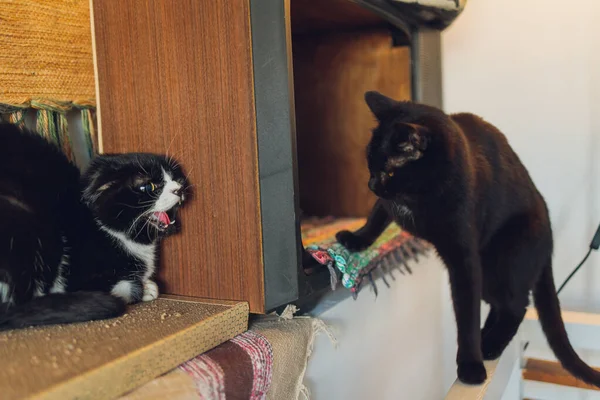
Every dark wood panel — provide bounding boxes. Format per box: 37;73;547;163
294;29;411;217
291;0;385;35
92;0;265;312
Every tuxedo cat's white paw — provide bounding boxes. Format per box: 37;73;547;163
142;280;159;302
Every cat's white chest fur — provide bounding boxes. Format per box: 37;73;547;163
100;227;158;303
393;202;412;218
106;229;156;280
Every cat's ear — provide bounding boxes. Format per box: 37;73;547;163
395;122;430;151
82;174;115;206
81;160;116;206
365;91;396;120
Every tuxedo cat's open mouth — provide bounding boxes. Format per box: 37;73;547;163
150;211;175;231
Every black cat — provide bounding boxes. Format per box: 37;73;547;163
336;92;600;386
0;123;188;330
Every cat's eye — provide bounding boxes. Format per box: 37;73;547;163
139;182;156;193
387;171;394;178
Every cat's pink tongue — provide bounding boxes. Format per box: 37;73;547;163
153;211;170;226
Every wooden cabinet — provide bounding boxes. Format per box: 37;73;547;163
91;0;441;313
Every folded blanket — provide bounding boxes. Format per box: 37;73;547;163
120;310;334;400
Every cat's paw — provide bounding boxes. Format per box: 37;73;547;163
457;361;487;385
336;230;370;252
142;280;159;302
481;339;506;361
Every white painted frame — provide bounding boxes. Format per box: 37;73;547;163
520;309;600;399
445;309;600;399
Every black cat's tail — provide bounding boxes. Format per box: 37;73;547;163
0;292;125;331
533;262;600;388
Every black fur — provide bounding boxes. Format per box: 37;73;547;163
0;123;188;331
0;292;125;331
336;92;600;386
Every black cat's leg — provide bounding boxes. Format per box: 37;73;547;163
443;245;486;385
479;215;543;360
481;306;526;360
5;233;39;304
481;307;499;339
336;199;392;251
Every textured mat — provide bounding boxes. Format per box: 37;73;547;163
120;306;335;400
302;217;431;296
0;298;248;400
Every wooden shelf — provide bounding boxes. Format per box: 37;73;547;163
0;298;248;400
291;0;386;35
523;358;600;391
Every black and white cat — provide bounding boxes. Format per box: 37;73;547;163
0;123;188;330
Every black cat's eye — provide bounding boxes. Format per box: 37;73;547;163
139;182;156;193
387;171;394;178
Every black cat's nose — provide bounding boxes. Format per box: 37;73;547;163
369;177;388;198
368;178;378;193
172;187;183;196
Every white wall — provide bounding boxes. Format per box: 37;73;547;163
442;0;600;312
305;256;452;400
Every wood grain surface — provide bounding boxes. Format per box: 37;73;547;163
291;0;385;35
91;0;265;312
293;28;411;217
523;358;600;391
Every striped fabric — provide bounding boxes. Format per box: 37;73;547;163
179;331;273;400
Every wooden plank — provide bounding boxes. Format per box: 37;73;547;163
524;380;600;400
521;309;600;399
91;0;265;312
525;308;600;327
446;360;500;400
523;358;600;391
0;299;249;400
293;29;411;217
522;308;600;351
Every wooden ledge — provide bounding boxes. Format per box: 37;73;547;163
523;358;600;391
0;298;249;400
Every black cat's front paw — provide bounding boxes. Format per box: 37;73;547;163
457;361;487;385
481;338;506;361
336;230;370;252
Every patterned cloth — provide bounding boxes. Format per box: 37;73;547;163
120;314;326;400
120;331;273;400
179;331;273;400
302;217;431;297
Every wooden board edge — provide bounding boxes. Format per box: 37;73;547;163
35;301;249;400
523;358;600;391
445;337;520;400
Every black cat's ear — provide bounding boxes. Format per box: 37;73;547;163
365;91;396;120
81;158;115;206
395;122;430;151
